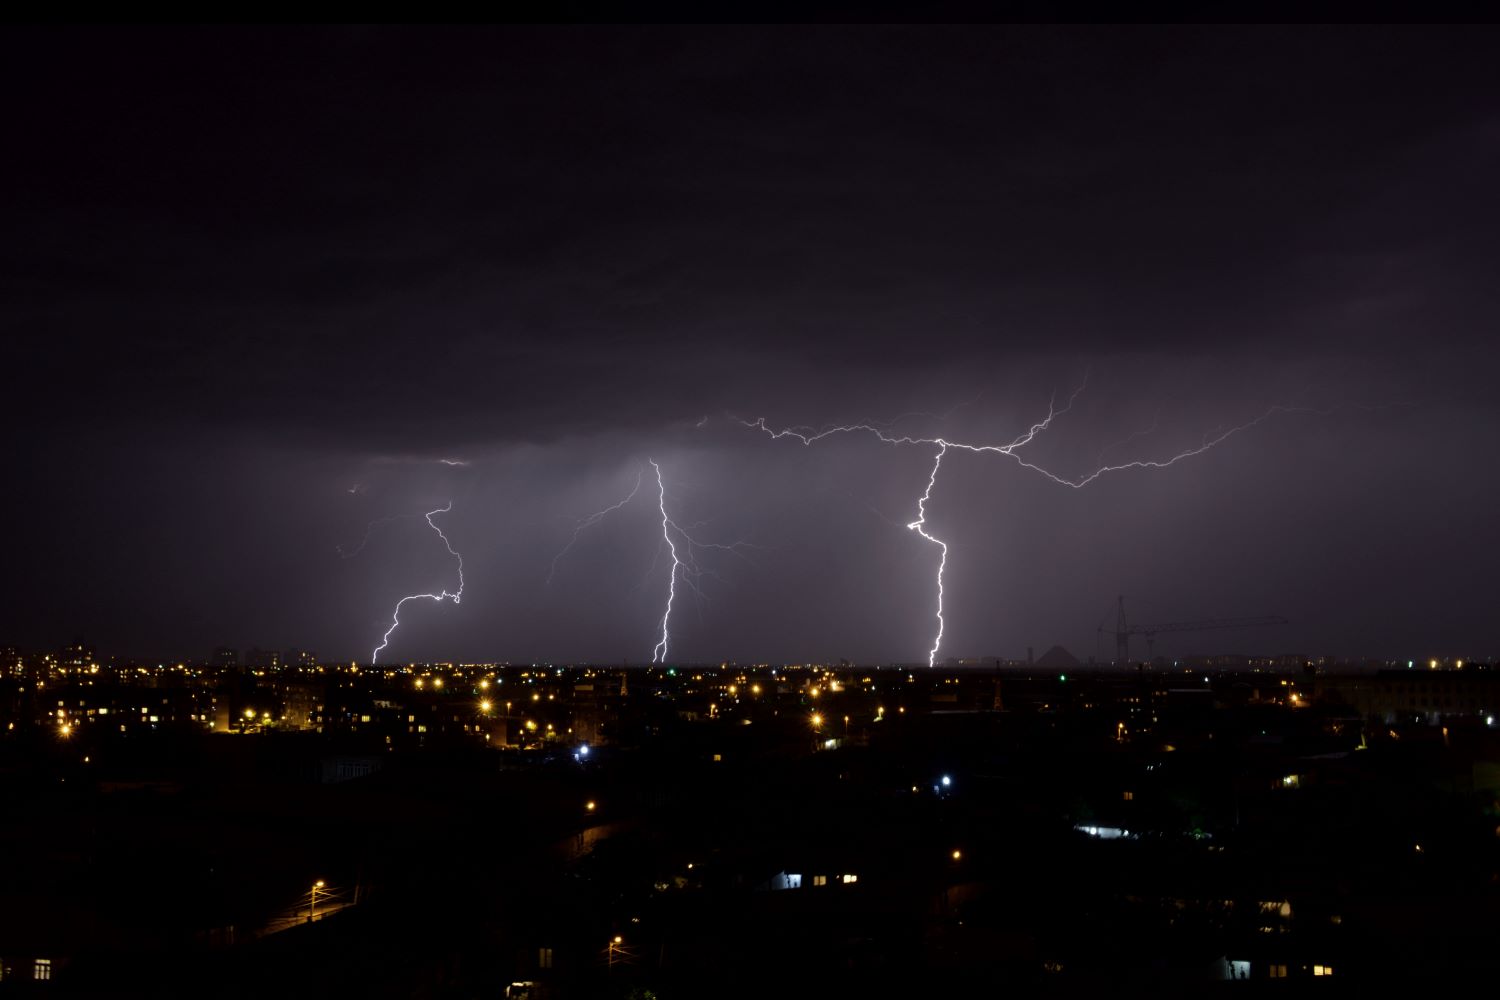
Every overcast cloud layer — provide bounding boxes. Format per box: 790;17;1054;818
3;26;1497;663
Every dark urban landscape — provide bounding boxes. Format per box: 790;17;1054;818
2;643;1498;995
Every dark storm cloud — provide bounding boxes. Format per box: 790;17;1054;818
7;26;1496;445
2;26;1497;661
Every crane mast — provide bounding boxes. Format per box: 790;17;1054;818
1103;595;1287;663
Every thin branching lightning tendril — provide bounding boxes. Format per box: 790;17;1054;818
547;467;644;586
339;513;423;559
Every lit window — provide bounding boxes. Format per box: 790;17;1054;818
1268;964;1287;979
1313;965;1332;977
1122;790;1134;801
538;947;553;969
34;959;51;981
812;875;827;886
842;874;858;884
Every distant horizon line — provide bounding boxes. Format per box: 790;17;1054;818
9;651;1490;671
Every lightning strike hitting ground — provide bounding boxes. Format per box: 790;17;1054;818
547;466;645;586
908;445;949;666
648;460;755;663
739;386;1307;664
651;460;681;664
370;502;465;664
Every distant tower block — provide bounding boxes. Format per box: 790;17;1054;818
619;670;629;697
1027;646;1034;666
992;660;1004;711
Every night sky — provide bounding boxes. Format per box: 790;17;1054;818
3;25;1497;664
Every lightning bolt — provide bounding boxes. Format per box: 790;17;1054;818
738;383;1312;665
907;445;948;666
651;460;680;663
648;459;754;663
547;466;645;586
370;502;464;664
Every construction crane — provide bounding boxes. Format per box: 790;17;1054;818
1099;595;1287;663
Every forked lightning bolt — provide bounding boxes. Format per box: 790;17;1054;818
547;466;644;586
369;502;465;664
649;459;754;664
739;386;1309;665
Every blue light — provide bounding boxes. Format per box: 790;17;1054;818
940;775;952;787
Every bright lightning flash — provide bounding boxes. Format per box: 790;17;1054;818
740;386;1306;665
649;459;753;663
907;445;948;666
651;460;680;663
370;502;465;664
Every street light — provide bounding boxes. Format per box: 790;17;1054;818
310;880;325;922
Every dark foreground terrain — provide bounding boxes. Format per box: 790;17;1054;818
2;664;1498;996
